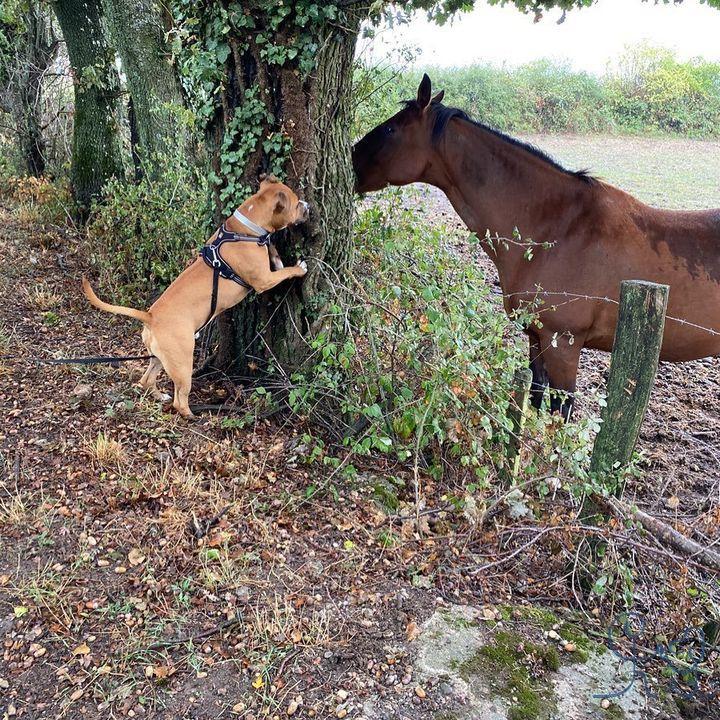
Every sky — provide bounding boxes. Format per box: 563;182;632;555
361;0;720;75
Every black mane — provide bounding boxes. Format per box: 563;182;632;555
403;100;594;184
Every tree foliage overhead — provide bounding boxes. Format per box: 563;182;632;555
406;0;720;19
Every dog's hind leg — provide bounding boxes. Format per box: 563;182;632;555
139;357;168;401
152;332;196;418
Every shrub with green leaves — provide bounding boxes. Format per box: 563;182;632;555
288;191;602;488
86;149;208;302
354;46;720;139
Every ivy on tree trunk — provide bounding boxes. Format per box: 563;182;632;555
52;0;124;217
174;1;360;375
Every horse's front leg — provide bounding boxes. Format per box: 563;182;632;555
528;330;549;410
539;332;584;422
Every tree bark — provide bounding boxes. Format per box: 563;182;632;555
52;0;124;216
206;8;361;375
1;1;59;177
102;0;186;170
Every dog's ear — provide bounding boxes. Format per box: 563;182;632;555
259;172;267;183
274;190;288;213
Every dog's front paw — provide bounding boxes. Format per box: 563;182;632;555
297;260;308;275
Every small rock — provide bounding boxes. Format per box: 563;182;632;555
414;686;426;699
563;642;577;652
287;700;299;716
70;384;93;406
601;699;611;709
337;689;348;700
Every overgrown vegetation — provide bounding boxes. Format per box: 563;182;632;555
86;147;208;301
287;192;603;492
355;45;720;138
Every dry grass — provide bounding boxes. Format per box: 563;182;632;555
6;563;79;630
22;282;63;311
86;431;125;468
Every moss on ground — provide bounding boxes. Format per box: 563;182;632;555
497;604;604;665
499;604;559;630
458;630;559;720
601;701;627;719
439;609;479;630
557;622;606;664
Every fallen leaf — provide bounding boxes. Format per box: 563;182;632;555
128;548;145;566
72;643;90;656
666;495;680;510
406;621;421;641
152;665;173;679
13;606;28;618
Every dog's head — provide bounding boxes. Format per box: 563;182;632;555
253;174;309;230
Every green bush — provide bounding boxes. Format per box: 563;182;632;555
354;45;720;139
86;149;208;302
288;191;601;488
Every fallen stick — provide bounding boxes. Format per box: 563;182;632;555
147;616;241;651
593;494;720;574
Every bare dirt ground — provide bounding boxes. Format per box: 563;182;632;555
1;134;719;719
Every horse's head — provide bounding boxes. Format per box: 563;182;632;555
352;74;444;193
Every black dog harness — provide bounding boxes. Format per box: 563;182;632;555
198;211;271;332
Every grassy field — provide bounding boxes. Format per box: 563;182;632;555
522;134;720;210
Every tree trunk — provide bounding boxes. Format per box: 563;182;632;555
2;1;59;177
52;0;124;217
102;0;186;168
200;6;361;375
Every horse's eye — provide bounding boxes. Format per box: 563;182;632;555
385;125;394;135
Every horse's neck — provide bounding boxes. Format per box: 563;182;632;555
424;120;579;285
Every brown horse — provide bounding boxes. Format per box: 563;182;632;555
352;74;720;419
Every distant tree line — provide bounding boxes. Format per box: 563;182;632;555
355;46;720;139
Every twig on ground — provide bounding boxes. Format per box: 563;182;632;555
594;494;720;574
147;617;242;651
191;504;232;540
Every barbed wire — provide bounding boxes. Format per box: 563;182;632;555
499;288;720;339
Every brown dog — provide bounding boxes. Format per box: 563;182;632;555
83;176;309;417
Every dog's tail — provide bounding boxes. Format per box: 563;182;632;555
82;277;151;324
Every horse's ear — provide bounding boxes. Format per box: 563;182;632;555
416;73;432;110
431;90;445;104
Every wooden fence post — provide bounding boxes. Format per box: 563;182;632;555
504;367;533;482
589;280;669;490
